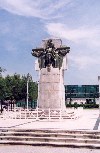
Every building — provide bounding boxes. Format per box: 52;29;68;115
65;85;99;104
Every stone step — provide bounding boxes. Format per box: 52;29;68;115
0;136;100;144
0;140;100;149
0;129;100;148
1;129;100;134
0;132;100;139
1;129;100;136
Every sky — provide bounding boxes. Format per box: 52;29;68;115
0;0;100;85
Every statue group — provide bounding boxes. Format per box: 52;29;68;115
32;39;70;71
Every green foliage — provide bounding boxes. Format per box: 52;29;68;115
0;73;38;102
0;77;6;100
29;81;38;101
66;103;99;109
83;104;99;109
0;67;6;77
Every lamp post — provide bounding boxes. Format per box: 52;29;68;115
36;81;39;108
26;73;31;110
98;76;100;117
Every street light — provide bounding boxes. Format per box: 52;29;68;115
26;73;32;110
36;81;39;108
98;76;100;117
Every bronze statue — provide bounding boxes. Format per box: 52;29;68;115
32;39;70;71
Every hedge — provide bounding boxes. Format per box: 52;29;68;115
66;103;99;109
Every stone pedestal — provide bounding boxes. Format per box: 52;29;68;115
38;67;65;109
35;55;67;109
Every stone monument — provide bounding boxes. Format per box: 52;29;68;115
32;38;70;109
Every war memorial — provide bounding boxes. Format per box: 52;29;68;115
32;38;70;109
0;38;100;150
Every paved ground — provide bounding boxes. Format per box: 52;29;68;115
0;109;100;152
0;109;100;131
0;145;100;153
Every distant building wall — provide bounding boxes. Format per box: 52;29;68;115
65;85;99;104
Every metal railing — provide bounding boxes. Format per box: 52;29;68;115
1;107;83;121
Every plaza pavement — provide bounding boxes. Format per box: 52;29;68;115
0;109;100;131
0;145;100;153
0;109;100;153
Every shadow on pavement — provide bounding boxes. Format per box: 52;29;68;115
93;116;100;130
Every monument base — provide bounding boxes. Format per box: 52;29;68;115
38;66;66;109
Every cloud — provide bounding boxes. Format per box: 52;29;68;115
45;23;100;46
0;0;72;19
69;55;99;70
45;22;100;71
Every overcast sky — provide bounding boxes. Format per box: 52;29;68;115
0;0;100;85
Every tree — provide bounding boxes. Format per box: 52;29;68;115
0;76;6;100
0;72;38;108
29;81;38;101
0;67;6;77
4;75;13;99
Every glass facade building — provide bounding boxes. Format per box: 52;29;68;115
65;85;99;103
